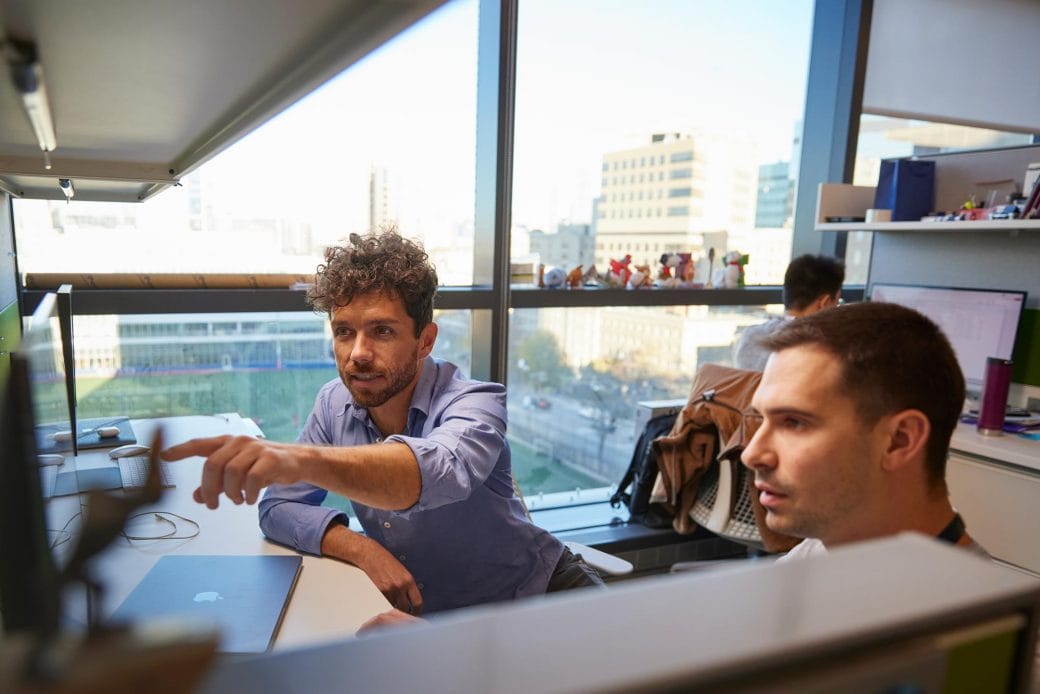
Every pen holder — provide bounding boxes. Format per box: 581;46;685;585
977;357;1013;436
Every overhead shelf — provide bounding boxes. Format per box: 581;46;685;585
813;182;1040;232
816;219;1040;232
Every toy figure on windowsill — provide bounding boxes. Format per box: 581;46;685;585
658;252;700;289
627;263;653;289
715;250;749;288
606;254;632;288
538;265;567;289
677;252;697;288
657;253;680;288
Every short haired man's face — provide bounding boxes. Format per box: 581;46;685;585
331;291;437;409
741;345;889;545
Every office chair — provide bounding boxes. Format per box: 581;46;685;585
651;363;799;555
511;479;634;577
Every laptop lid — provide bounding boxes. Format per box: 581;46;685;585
110;555;303;653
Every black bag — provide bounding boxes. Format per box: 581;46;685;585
609;412;677;528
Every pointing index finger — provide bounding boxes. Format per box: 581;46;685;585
160;435;231;461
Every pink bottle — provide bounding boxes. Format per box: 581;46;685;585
977;357;1013;436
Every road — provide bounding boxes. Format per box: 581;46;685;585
507;388;639;484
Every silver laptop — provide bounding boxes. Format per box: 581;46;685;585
110;555;303;653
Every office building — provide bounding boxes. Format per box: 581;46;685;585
594;131;756;270
754;161;794;229
528;222;595;271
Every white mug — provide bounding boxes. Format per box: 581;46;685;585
865;208;892;223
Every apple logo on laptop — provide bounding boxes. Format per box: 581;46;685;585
193;591;224;603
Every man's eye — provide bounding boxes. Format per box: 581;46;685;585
334;327;353;338
376;326;394;336
781;417;807;431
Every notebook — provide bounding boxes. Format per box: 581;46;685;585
110;555;303;653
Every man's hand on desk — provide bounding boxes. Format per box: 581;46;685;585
322;524;424;616
357;608;425;635
161;435;303;509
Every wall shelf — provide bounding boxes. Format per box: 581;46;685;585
815;219;1040;232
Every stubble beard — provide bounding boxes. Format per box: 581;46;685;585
342;351;420;409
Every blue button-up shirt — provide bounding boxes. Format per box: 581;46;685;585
258;357;564;613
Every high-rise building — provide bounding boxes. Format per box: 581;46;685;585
594;131;756;271
369;165;393;233
754;161;794;229
529;222;595;271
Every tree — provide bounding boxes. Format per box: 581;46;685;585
513;331;570;390
574;366;630;464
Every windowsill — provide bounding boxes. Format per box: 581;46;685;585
530;500;735;556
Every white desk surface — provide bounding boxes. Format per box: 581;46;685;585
46;414;389;651
951;421;1040;473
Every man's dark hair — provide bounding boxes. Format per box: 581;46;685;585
783;254;845;311
307;228;438;336
762;301;964;491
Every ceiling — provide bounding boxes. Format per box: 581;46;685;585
0;0;446;202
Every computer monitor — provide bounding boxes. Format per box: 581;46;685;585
23;293;134;456
868;283;1027;388
21;293;78;456
0;350;61;637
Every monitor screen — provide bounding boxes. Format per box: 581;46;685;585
21;293;77;454
868;284;1027;386
0;350;61;636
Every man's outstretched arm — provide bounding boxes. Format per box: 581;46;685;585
161;435;421;511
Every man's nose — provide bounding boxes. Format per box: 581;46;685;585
349;333;373;363
741;426;775;471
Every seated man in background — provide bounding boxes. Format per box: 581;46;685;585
163;229;601;622
740;301;985;560
733;254;844;371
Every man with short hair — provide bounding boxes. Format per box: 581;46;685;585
733;254;845;371
163;229;601;621
740;301;984;559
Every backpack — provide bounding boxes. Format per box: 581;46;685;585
609;412;677;528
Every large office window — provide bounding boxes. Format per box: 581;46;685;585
9;0;819;514
506;304;778;504
71;309;472;444
12;1;479;285
508;0;813;501
513;0;813;285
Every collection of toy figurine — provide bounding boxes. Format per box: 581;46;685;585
537;249;750;290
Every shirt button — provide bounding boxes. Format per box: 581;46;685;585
418;582;424;590
383;521;391;529
398;555;406;562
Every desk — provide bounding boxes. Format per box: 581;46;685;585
46;414;390;651
947;422;1040;576
198;535;1040;693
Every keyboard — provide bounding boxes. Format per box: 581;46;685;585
117;455;175;489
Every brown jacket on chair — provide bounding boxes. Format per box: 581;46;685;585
650;362;799;553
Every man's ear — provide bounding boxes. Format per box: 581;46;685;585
879;409;930;473
417;322;438;359
817;292;840;311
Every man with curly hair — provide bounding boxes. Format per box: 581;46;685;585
163;229;601;625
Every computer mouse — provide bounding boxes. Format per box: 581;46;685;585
108;444;151;459
37;454;65;466
51;430;73;442
96;426;121;438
